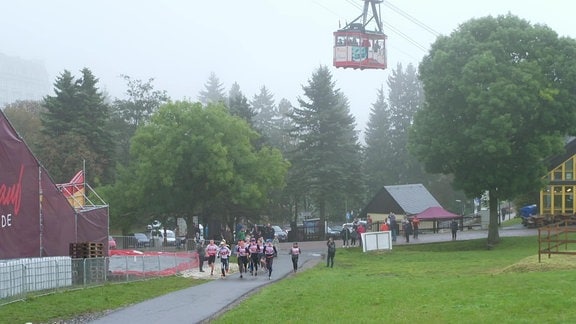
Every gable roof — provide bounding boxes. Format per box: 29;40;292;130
415;206;460;220
360;183;441;217
547;136;576;171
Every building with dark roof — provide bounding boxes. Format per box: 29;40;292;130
360;183;441;223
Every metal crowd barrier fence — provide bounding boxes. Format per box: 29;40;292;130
0;251;198;306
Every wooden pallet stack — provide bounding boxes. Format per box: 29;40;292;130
69;242;104;258
70;242;106;284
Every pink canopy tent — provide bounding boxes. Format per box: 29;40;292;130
413;206;461;220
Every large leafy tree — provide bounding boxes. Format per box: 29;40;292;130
40;68;114;184
3;100;44;153
117;101;289;234
111;75;169;166
288;66;363;228
409;14;576;245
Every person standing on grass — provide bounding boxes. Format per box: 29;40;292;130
326;237;336;268
350;227;357;246
263;239;278;279
341;225;350;248
196;240;206;272
450;219;459;240
205;239;218;276
235;240;249;278
217;240;231;278
356;223;366;247
289;242;301;272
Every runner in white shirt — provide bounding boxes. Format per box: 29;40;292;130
205;240;218;276
217;240;231;278
235;240;249;278
263;239;278;279
289;242;301;273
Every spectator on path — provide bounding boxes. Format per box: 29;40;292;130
237;226;246;242
251;225;262;241
367;215;373;231
403;219;413;243
389;213;398;242
289;242;301;273
412;216;420;239
264;223;275;241
450;219;459;240
272;234;280;247
326;237;336;268
380;219;389;232
196;240;205;272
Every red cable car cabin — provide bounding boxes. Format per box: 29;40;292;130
334;23;387;70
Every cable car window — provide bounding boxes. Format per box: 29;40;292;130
336;36;346;46
361;38;371;48
373;39;383;52
347;36;359;46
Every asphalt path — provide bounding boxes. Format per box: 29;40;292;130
90;225;538;324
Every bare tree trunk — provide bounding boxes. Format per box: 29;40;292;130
487;190;500;246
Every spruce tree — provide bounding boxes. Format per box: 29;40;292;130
364;85;393;196
198;72;226;106
40;68;114;184
289;66;362;228
227;82;255;127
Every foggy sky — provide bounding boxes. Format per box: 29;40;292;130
1;0;574;135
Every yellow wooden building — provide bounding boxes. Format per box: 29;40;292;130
540;139;576;215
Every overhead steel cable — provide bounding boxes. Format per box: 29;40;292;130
382;1;441;37
343;0;431;53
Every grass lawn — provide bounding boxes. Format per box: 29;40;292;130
0;277;206;323
214;236;576;323
1;234;575;323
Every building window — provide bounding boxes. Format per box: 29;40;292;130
554;168;563;180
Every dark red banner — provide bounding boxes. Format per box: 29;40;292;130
0;110;107;259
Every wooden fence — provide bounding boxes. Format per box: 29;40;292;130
538;220;576;262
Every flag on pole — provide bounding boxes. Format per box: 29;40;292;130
59;170;85;208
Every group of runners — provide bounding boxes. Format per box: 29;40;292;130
202;237;302;280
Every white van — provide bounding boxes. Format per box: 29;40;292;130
153;229;176;246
